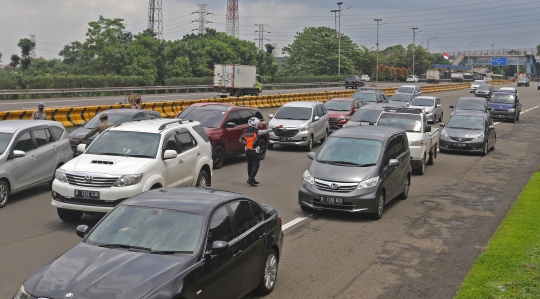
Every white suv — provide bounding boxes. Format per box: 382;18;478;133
406;75;419;83
51;119;213;222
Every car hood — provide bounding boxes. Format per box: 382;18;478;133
69;127;97;139
388;100;410;106
62;154;153;175
269;119;310;128
309;160;377;182
327;111;351;118
489;103;515;110
444;128;483;138
24;243;194;299
471;84;481;88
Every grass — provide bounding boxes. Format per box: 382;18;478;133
455;171;540;299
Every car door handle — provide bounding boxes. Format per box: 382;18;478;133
178;159;183;164
233;250;242;258
259;232;267;239
197;152;201;156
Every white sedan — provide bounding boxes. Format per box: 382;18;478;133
406;75;419;83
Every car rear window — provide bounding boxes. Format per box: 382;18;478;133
0;133;14;155
350;109;383;123
397;86;414;93
346;76;356;80
456;100;484;110
192;125;210;142
352;93;377;102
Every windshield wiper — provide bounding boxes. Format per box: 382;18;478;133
96;152;124;156
99;244;153;251
448;127;476;130
149;250;192;255
357;163;377;167
327;161;361;166
405;130;421;132
127;154;154;158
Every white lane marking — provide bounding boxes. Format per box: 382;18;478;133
282;217;308;231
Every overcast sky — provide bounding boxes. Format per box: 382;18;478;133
1;0;539;61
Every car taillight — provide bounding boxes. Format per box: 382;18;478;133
68;138;72;147
353;80;357;83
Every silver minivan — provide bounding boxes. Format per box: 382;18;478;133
0;120;72;207
268;102;330;151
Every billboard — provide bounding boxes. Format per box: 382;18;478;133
492;57;507;66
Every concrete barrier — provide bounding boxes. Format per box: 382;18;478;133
0;82;513;128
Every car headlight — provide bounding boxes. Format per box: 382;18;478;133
475;132;485;140
303;170;314;185
13;285;31;299
357;177;379;189
337;116;350;120
425;108;433;113
55;169;68;183
113;174;143;187
441;129;448;138
508;108;516;112
409;140;424;146
298;125;309;132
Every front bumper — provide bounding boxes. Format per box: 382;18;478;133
51;180;146;212
424;112;435;122
470;87;478;92
269;130;310;147
298;181;378;213
439;137;484;153
409;145;426;167
475;92;490;98
490;110;516;119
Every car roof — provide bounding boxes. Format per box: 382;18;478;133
97;109;159;115
492;91;515;95
109;118;199;133
412;96;437;100
327;97;354;102
452;110;487;117
190;102;233;107
399;85;418;88
122;188;248;214
330;125;404;140
458;97;486;102
0;120;63;133
391;92;413;96
282;101;320;108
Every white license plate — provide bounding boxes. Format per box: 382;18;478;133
321;196;343;205
75;190;100;200
453;143;467;148
279;137;291;141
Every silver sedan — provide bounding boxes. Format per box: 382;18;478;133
408;96;444;123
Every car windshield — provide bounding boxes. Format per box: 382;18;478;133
274;107;312;120
0;133;14;155
378;113;422;132
397;86;414;93
180;109;226;128
324;100;351;111
352;93;377;102
86;131;161;158
498;88;516;93
472;80;485;85
349;109;383;123
491;94;515;104
85;113;135;129
477;85;491;90
361;75;369;78
456;100;484;111
86;205;203;253
446;115;484;130
411;98;434;106
407;76;414;78
519;78;528;81
317;137;382;166
176;106;199;119
390;94;411;102
346;76;356;80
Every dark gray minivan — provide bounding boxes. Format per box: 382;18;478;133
298;126;412;219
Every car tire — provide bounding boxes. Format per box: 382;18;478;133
0;180;9;208
267;143;274;149
320;129;328;144
300;205;313;212
516;112;520;121
511;115;516;123
415;155;426;175
372;192;385;220
399;175;410;200
258;139;267;160
256;249;279;295
434;143;438;159
212;145;225;169
305;135;313;151
428;148;435;165
492;135;496;150
438;113;443;123
57;208;83;222
481;142;488;156
195;170;209;188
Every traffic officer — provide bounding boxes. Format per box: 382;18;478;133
78;113;114;141
240;117;282;187
32;102;46;120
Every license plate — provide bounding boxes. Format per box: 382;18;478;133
453;143;467;148
75;190;100;200
279;137;291;141
321;196;343;205
495;115;505;118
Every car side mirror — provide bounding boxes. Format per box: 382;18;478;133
516;99;519;103
313;116;320;121
388;159;399;167
76;225;88;238
307;152;316;160
268;114;274;119
81;121;87;126
488;107;493;111
439;123;445;127
225;122;236;128
449;105;454;109
425;125;432;133
163;150;178;160
488;125;495;130
11;150;26;158
210;241;229;255
436;104;441;107
77;143;86;153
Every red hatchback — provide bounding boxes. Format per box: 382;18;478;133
324;98;367;132
177;104;268;169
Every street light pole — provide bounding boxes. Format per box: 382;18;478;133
374;18;382;83
411;27;418;76
337;2;343;76
330;10;338;33
427;36;436;52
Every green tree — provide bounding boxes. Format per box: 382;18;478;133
59;41;82;65
17;38;36;72
10;54;20;68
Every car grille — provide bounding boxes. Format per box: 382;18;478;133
54;196;126;207
449;137;473;142
315;178;358;193
66;173;120;188
275;129;299;138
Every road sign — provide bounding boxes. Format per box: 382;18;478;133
492;57;507;66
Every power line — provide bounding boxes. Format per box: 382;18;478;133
255;24;270;50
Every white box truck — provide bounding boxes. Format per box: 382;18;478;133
451;73;464;82
213;64;262;97
426;69;440;84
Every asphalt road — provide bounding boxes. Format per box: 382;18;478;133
2;83;540;299
1;82;428;111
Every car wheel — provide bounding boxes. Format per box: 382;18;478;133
481;142;488;156
195;170;209;188
320;129;328;144
305;135;313;151
516;112;520;121
434;143;438;158
492;135;496;150
258;139;267;160
0;180;9;208
300;205;313;212
267;143;274;149
399;175;410;200
415;155;426;175
428;147;435;165
257;249;279;295
57;208;83;222
511;115;516;123
439;113;443;123
372;192;385;220
212;145;225;169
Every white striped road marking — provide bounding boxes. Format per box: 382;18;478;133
282;217;309;231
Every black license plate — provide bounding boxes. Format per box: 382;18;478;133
321;196;343;205
279;137;291;141
453;143;467;148
75;190;100;200
495;114;505;118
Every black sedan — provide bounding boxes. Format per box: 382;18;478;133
474;84;494;98
449;97;491;117
69;109;162;155
439;111;496;156
14;188;284;299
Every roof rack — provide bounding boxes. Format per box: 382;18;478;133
158;119;194;130
383;107;424;114
113;116;156;128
